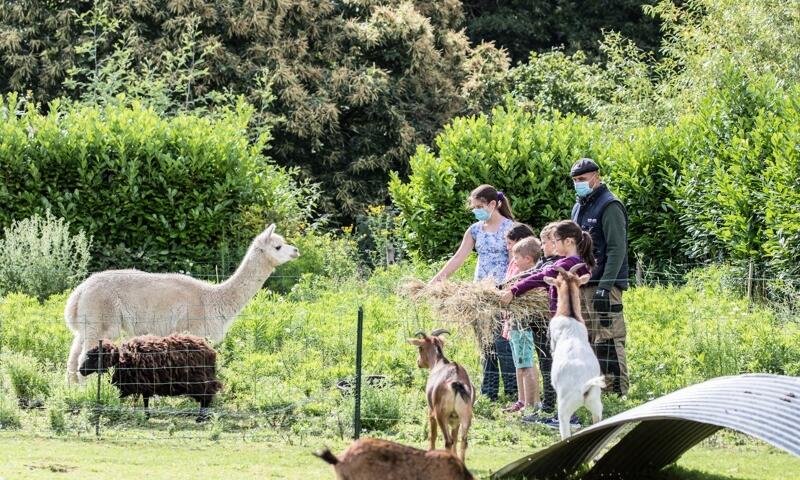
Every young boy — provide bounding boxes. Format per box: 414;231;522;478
503;236;543;413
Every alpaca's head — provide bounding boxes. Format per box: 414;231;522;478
252;224;300;267
79;340;119;376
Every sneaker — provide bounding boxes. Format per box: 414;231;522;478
540;414;581;430
521;409;553;424
502;401;525;413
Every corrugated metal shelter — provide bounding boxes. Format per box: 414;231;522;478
492;374;800;479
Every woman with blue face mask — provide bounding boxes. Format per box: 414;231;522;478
430;184;517;401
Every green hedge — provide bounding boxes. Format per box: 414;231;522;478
0;94;314;270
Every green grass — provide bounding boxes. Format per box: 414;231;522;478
0;432;798;480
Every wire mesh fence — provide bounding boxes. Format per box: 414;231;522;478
0;266;798;443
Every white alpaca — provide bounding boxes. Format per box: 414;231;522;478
64;224;299;384
544;264;605;440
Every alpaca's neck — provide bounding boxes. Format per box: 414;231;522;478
214;247;276;311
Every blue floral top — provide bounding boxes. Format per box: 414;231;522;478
469;218;513;284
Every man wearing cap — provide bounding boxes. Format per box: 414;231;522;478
570;158;629;395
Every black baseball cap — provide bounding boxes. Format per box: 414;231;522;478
570;158;600;177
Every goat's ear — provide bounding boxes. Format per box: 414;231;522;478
407;338;425;346
578;273;591;285
543;276;557;286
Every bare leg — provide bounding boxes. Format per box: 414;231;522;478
521;367;539;407
515;369;524;403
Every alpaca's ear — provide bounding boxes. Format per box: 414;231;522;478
264;224;276;238
543;276;557;286
578;273;591;285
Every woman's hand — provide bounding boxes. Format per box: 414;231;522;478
499;290;514;306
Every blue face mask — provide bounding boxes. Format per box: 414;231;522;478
472;208;491;221
574;181;593;197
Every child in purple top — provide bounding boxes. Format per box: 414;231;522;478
500;220;595;316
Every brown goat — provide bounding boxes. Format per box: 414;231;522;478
314;437;474;480
407;329;474;461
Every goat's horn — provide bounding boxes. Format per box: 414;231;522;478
569;263;586;273
414;330;427;338
430;328;450;337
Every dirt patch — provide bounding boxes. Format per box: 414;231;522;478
25;462;76;473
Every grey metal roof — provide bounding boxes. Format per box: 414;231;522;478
492;374;800;479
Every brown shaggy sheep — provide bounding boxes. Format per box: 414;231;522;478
79;334;222;422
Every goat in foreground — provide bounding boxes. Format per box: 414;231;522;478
407;329;474;461
314;437;474;480
79;334;222;422
544;263;605;440
65;223;299;384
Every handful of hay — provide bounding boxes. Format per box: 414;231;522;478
399;278;550;350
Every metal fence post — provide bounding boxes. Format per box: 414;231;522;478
96;339;102;437
354;305;364;439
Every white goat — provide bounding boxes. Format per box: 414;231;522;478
64;224;299;384
544;263;605;440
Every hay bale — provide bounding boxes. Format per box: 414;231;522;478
399;278;550;350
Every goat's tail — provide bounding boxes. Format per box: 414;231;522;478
582;376;606;398
313;448;339;465
451;381;472;404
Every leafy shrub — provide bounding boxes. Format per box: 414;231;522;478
2;352;51;407
672;75;800;283
507;49;613;118
0;211;90;301
0;94;315;271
